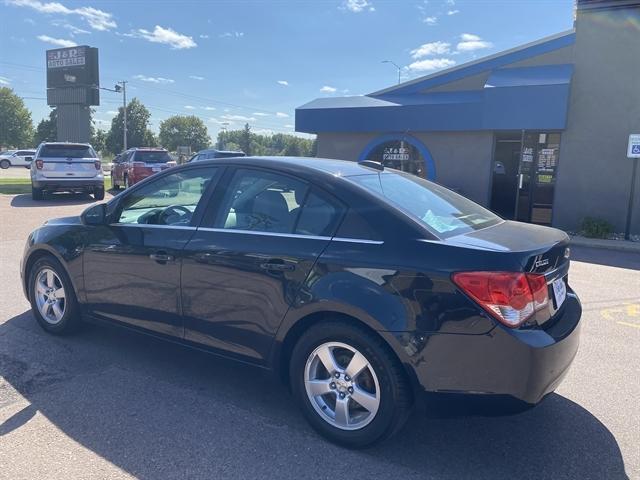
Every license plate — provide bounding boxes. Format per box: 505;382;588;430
552;277;567;308
152;167;161;172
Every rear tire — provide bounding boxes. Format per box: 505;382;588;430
290;321;413;448
28;256;82;335
32;186;44;200
94;186;105;200
0;159;10;169
124;175;130;189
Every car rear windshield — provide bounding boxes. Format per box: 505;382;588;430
134;151;172;163
348;171;502;239
40;145;97;158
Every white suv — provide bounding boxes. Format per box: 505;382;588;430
31;142;105;200
0;149;36;169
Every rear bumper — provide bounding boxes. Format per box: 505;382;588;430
405;291;581;404
32;179;104;190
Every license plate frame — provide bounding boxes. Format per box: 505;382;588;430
552;277;567;309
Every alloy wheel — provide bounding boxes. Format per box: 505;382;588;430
304;341;380;431
34;268;66;325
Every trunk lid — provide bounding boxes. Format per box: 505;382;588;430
40;156;99;179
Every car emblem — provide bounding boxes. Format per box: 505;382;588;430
534;257;549;268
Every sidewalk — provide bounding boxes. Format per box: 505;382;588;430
570;235;640;253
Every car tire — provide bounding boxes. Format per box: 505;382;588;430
111;174;120;190
94;186;105;200
290;321;413;448
32;186;44;201
28;255;82;335
0;159;10;169
124;175;130;189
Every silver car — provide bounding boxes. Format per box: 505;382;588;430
0;149;36;169
30;142;104;200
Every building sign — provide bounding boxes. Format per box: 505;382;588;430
383;146;410;161
628;134;640;158
47;46;86;68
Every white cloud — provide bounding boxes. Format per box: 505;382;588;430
447;9;459;15
423;16;437;25
341;0;374;13
446;0;456;4
199;34;209;39
222;114;255;122
407;58;456;72
284;124;294;129
253;112;270;117
0;76;11;85
320;85;337;93
457;33;492;51
106;110;118;115
184;105;195;110
37;35;76;47
219;31;244;38
8;0;116;31
277;80;289;86
24;17;35;24
276;112;289;118
128;25;197;49
133;74;175;84
204;106;216;111
189;75;205;80
410;41;450;59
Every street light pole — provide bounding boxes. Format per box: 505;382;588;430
119;81;127;151
382;60;401;85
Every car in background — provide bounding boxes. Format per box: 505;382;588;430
21;156;581;447
111;147;175;189
30;142;104;200
0;149;36;169
188;148;246;162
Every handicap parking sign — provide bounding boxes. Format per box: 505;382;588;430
628;134;640;159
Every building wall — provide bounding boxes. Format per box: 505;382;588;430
554;6;640;234
317;131;495;206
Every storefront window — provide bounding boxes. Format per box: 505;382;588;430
366;140;428;179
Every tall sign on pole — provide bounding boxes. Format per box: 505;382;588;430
625;134;640;240
46;45;99;143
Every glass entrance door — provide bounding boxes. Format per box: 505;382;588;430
490;131;562;225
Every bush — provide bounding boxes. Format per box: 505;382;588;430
580;217;613;239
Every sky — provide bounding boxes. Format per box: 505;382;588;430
0;0;575;139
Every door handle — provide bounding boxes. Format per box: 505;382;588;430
260;261;294;272
150;252;175;263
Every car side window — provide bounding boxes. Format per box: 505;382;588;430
116;167;218;226
294;189;345;237
215;169;308;234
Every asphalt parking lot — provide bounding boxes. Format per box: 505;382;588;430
0;191;638;480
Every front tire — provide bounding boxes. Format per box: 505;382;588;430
32;186;44;200
94;186;105;200
290;321;413;448
0;159;10;169
28;256;82;335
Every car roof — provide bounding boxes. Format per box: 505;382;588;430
191;156;384;177
40;142;91;147
197;149;244;154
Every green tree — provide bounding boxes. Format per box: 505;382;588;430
91;129;107;154
106;98;155;153
239;123;252;155
33;108;58;145
0;87;34;148
158;115;210;152
215;125;315;157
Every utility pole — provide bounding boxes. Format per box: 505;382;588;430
101;80;128;151
382;60;401;85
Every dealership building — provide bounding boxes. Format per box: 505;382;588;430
296;0;640;236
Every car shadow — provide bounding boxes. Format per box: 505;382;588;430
10;193;99;208
0;311;628;479
571;246;640;271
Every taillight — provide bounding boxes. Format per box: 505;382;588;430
35;159;44;169
132;162;145;168
452;271;549;328
94;160;101;170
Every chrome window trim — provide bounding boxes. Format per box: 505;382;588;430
196;227;384;244
332;237;384;245
110;223;197;230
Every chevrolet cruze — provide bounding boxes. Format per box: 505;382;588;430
21;157;581;447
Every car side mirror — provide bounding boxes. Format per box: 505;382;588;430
81;203;108;226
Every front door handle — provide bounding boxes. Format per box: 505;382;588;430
260;261;294;272
150;252;175;264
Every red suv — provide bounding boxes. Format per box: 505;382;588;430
111;148;175;189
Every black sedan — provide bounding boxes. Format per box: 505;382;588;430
21;156;581;447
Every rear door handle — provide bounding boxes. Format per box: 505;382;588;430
150;252;175;263
260;261;294;272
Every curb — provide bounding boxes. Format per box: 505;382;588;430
570;236;640;253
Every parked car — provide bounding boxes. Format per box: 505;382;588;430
21;157;581;447
111;147;175;189
30;142;104;200
0;149;36;169
188;148;246;162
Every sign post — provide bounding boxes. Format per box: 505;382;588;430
625;134;640;240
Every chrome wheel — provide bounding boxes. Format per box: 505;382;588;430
34;268;66;325
304;342;380;431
